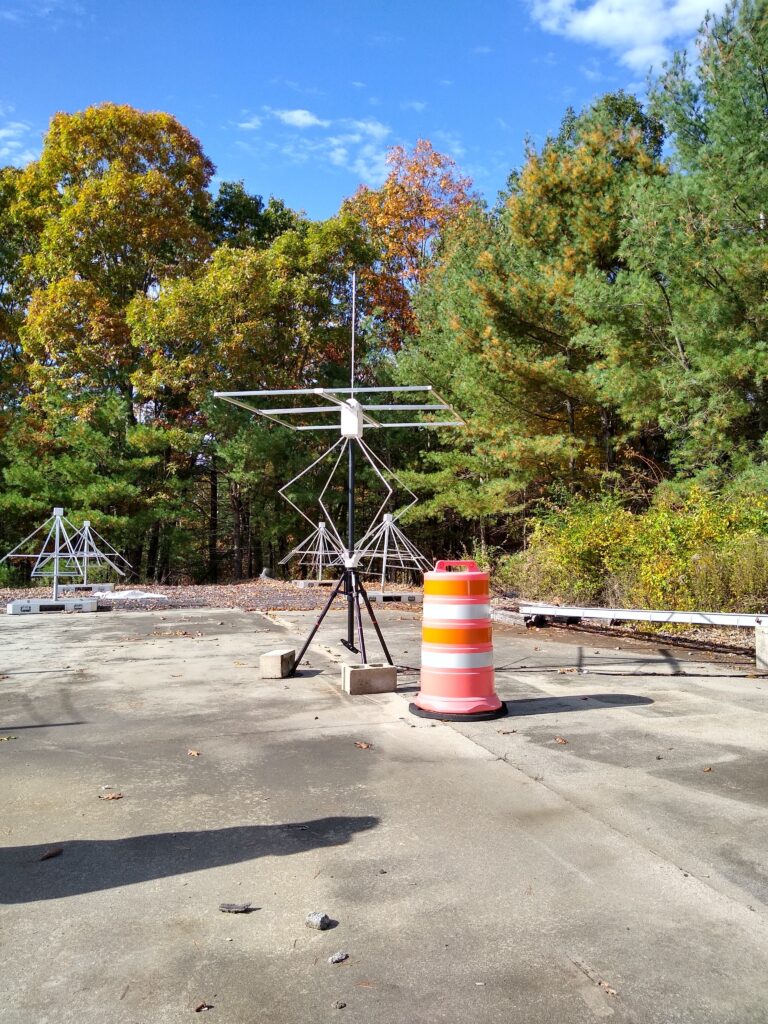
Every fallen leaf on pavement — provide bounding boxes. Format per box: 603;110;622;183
194;1001;213;1012
98;792;123;800
554;736;568;745
557;668;577;674
354;741;373;750
187;749;201;757
703;766;713;772
0;735;18;741
39;846;63;861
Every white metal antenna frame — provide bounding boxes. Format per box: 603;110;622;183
278;520;344;581
1;508;131;599
1;508;83;600
214;273;465;669
356;513;433;590
70;520;131;586
214;384;464;665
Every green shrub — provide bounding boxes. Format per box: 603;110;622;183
503;489;768;612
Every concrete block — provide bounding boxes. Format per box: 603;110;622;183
756;625;768;672
6;598;99;615
60;582;115;594
260;648;296;678
367;591;422;604
341;663;397;695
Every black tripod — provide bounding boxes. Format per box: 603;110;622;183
289;438;393;674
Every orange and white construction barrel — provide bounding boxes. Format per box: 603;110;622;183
409;560;506;720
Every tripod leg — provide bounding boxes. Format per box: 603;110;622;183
358;581;394;666
352;571;368;663
291;575;345;673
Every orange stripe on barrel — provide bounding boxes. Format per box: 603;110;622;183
422;624;492;645
424;577;489;597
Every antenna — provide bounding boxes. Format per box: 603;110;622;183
214;273;464;672
1;508;131;601
350;269;356;396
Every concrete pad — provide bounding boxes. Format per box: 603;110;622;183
341;662;397;694
259;647;296;678
1;607;767;1023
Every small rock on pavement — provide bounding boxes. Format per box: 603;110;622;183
333;1001;347;1009
328;951;349;964
219;902;252;914
306;911;332;930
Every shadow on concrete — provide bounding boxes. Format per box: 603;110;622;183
0;721;86;731
0;815;378;904
503;694;654;716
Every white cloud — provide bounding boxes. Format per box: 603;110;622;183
235;106;391;186
401;100;427;112
0;119;38;166
434;129;466;159
271;108;330;129
529;0;729;71
0;0;83;27
579;58;609;81
346;117;390;142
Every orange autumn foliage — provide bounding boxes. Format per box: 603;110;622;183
345;139;475;345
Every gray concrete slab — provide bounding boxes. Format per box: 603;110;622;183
0;607;767;1023
278;609;768;936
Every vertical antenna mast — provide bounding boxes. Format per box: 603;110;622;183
347;270;357;647
350;269;356;395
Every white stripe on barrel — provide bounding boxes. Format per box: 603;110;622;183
423;601;491;621
421;648;494;669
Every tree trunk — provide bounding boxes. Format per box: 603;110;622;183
146;521;161;582
230;484;243;581
601;409;615;472
208;461;218;583
565;396;577;490
245;500;254;578
126;543;144;580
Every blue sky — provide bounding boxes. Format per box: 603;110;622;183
1;0;726;218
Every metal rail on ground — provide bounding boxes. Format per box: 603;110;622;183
518;602;765;629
